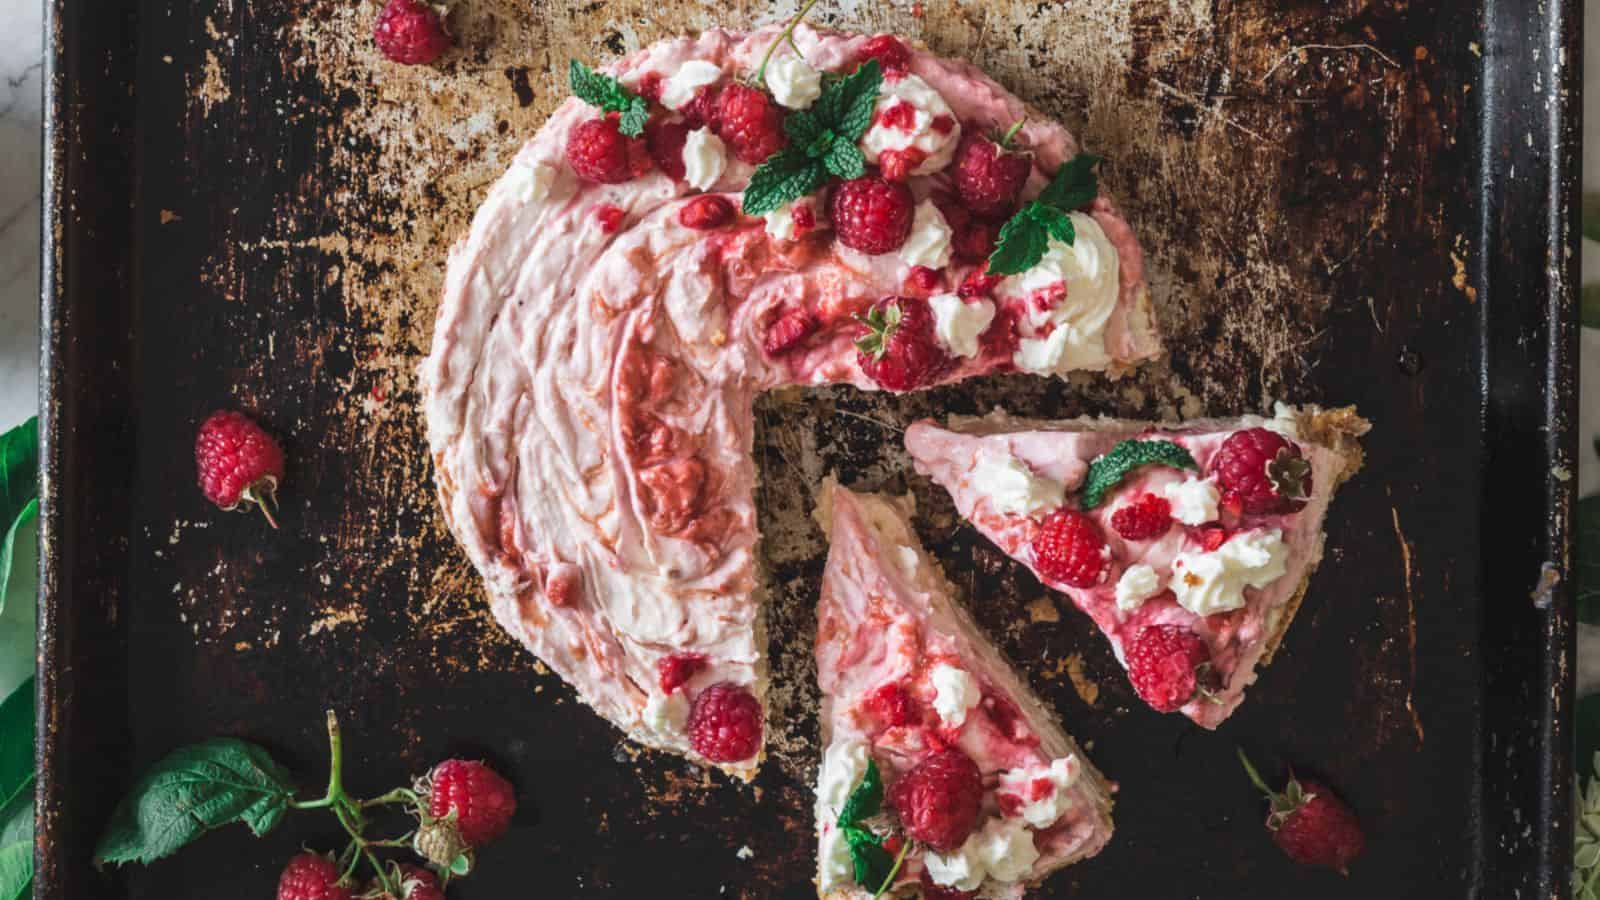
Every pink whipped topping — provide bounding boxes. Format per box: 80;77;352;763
816;486;1111;896
420;25;1156;771
904;413;1340;729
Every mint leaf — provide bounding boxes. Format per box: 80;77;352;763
843;825;893;888
988;213;1050;276
1028;202;1075;244
784;109;824;147
1038;153;1101;211
742;149;826;217
568;60;649;136
94;738;298;867
837;759;882;827
831;60;883;141
824;140;866;180
1080;439;1198;509
0;419;37;617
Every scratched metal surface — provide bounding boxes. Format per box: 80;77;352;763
37;0;1577;898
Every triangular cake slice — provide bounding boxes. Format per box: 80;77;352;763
904;406;1367;729
813;484;1113;899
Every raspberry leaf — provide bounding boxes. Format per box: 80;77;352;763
824;139;866;180
842;825;894;888
94;738;299;867
1038;152;1102;211
837;758;883;827
1080;439;1198;509
568;60;649;137
742;149;827;216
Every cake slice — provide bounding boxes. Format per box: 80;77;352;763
904;406;1368;729
813;484;1113;899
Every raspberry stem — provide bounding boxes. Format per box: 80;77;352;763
870;838;911;898
240;480;280;529
752;0;820;86
1236;747;1274;797
999;117;1027;149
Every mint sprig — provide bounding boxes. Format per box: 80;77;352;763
1079;438;1198;509
834;758;908;896
741;60;883;216
568;59;650;137
986;152;1103;276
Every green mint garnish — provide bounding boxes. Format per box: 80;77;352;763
834;758;906;895
568;59;650;137
837;758;883;827
1079;438;1198;509
985;152;1103;276
741;59;884;216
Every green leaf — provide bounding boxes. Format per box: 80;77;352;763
784;110;824;147
94;738;298;867
837;759;882;827
1577;495;1600;624
1583;283;1600;329
843;825;893;888
568;60;648;136
0;679;32;820
741;150;827;217
0;838;27;900
831;60;883;141
1080;439;1199;509
1038;153;1102;211
0;419;38;617
824;140;866;180
988;213;1050;276
618;97;650;138
1029;202;1076;244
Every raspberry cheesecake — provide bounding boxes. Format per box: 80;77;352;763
903;406;1367;728
814;484;1114;898
421;22;1159;776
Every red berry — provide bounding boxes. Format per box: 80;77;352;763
714;83;786;165
427;759;517;847
830;176;914;255
195;410;285;529
277;852;353;900
920;870;977;900
791;204;817;234
1030;509;1108;588
930;113;957;135
1239;754;1365;873
595;204;625;233
879;147;928;182
1209;428;1312;515
857;35;912;74
678;195;734;230
763;309;818;357
952;217;1001;261
902;265;944;296
372;0;451;65
657;652;708;693
566;115;652;184
861;681;919;727
854;296;953;392
957;263;1004;299
953;134;1031;217
644;118;690;180
686;681;764;762
887;749;983;851
394;865;445;900
679;83;724;130
634;71;665;103
1111;493;1173;541
1125;624;1214;713
1191;524;1231;552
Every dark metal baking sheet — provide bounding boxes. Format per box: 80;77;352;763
37;0;1579;897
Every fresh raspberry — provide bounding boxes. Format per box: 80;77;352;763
393;865;445;900
978;692;1035;745
195;410;285;528
1111;493;1173;541
678;195;734;230
426;759;517;846
862;681;919;727
713;83;786;164
952;133;1031;217
854;296;953;392
919;870;977;900
951;218;1000;262
566;114;652;184
830;176;914;254
677;83;723;129
657;652;708;693
957;263;1004;299
634;71;665;103
1125;624;1214;713
595;204;625;233
1239;754;1365;873
1030;509;1108;588
644;118;690;180
1209;428;1312;515
372;0;451;65
1190;524;1231;552
878;147;928;182
791;203;817;235
887;749;983;851
276;852;353;900
857;35;912;74
763;309;818;357
902;265;944;296
687;681;763;762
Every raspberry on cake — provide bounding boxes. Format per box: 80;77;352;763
813;485;1113;898
421;23;1158;779
903;406;1368;728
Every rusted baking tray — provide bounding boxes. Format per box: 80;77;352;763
37;1;1579;897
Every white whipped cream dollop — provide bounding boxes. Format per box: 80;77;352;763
900;199;953;268
661;60;723;110
927;817;1041;889
764;55;822;109
997;756;1081;828
971;449;1064;517
1162;476;1220;526
1002;215;1121;374
762;200;819;241
643;691;689;738
930;663;981;728
815;740;871;889
503;160;560;205
859;74;962;175
1115;563;1163;613
1170;528;1288;616
923;841;986;892
928;294;995;359
1266;401;1301;439
681;127;727;191
895;545;920;579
